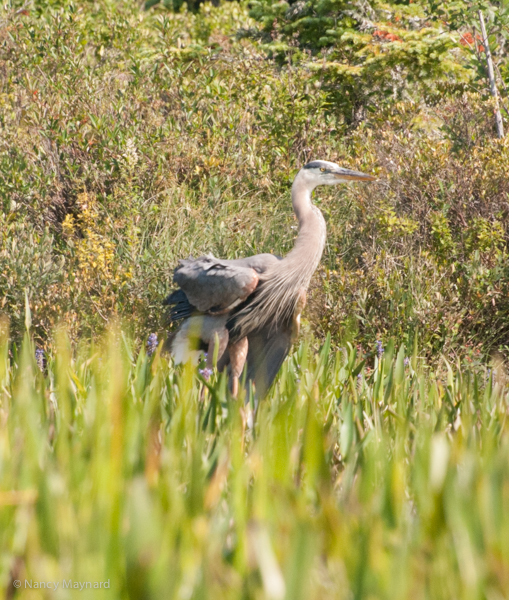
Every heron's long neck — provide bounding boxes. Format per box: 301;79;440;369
286;177;327;277
230;175;326;337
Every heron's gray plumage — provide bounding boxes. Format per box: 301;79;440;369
164;160;375;397
244;324;293;398
214;322;292;399
166;253;280;314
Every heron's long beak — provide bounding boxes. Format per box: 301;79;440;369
334;167;376;181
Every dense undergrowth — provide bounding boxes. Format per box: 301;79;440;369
1;0;509;357
1;326;509;599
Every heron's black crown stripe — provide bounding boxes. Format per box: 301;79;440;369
303;161;327;170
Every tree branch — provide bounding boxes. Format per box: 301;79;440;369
478;10;504;138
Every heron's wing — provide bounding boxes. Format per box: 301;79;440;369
172;254;262;314
245;322;292;398
163;289;194;323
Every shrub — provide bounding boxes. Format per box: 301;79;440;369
246;0;473;123
1;0;509;359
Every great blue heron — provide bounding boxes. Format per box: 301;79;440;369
164;160;375;397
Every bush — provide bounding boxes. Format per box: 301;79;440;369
246;0;474;123
1;0;509;359
308;94;509;355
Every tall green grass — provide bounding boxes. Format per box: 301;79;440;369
1;324;509;599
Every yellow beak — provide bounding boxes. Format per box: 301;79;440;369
333;168;376;181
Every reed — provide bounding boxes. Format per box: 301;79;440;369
1;327;508;599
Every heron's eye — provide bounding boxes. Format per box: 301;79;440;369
320;168;326;172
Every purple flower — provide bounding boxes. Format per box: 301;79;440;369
375;340;384;358
199;367;213;380
404;357;410;367
35;348;45;371
147;333;158;356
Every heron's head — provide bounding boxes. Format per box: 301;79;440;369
298;160;376;190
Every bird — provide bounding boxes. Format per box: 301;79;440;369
164;160;375;398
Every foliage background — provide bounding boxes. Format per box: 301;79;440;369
1;0;509;356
